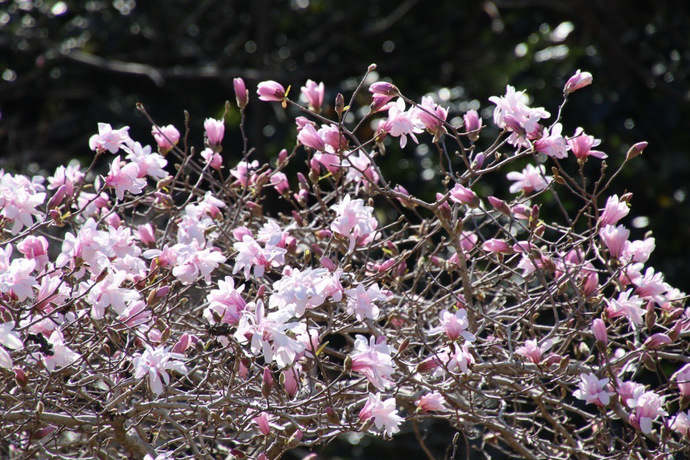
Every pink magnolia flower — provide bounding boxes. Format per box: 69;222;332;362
438;309;475;342
534;123;567;159
204;276;247;325
482;238;513;254
506;163;551;194
270;172;289;194
282;364;301;398
0;256;37;301
672;363;690;396
123;141;168;179
350;334;395;391
670;411;690;437
270;266;333;316
345;282;387;321
567;128;607;160
463;109;482;141
606;289;645;327
301;79;325;112
172;242;227;285
230;160;260;187
369;81;398;97
449;183;478;206
42;330;81;372
132;344;188;396
446;344;475;374
234;300;306;368
48;163;83;196
330;194;379;252
257;80;286;102
415;392;447;413
633;267;668;304
343;151;379;191
573;373;614;406
359;392;403;437
628;391;668;434
0;321;23;370
417;96;448;140
516;338;554;364
105;156;146;201
591;318;608;345
599;224;630;259
233;235;286;279
0;173;46;234
564;69;593;94
234;77;248;109
623;237;655;263
118;300;151;328
599;194;629;226
489;85;550;147
89;123;131;154
17;235;49;269
86;270;141;318
201;148;223;170
204;118;225;147
151;124;180;153
253;412;276;436
380;98;424;148
297;123;326;151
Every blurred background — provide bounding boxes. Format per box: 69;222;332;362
1;0;689;457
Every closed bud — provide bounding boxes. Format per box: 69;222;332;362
234;77;249;109
335;93;345;116
626;141;648;160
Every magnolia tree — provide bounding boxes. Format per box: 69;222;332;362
0;65;689;460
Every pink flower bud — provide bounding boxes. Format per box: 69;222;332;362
564;69;593;94
644;333;672;349
137;223;156;246
204;118;225;147
482;238;514;254
282;367;299;398
46;184;69;209
301;79;325;112
151;124;180;154
232;226;252;241
369;81;398;97
104;212;121;229
591;318;608;345
172;333;193;354
234;77;249;109
270;172;289;194
14;367;27;386
278;148;288;165
463;109;482;141
257;80;286;102
320;256;336;271
449;183;478;207
201;148;223;170
626;141;648;160
488;196;511;215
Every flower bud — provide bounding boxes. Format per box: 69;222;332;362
591;318;608;345
234;77;249;109
463;110;482;141
257;80;286;102
564;69;593;94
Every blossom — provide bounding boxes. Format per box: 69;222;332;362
17;235;50;269
0;321;23;370
599;194;629;226
257;80;286;102
633;267;668;304
463;109;482;141
270;172;289;194
233;235;286;279
449;183;478;206
201;148;223;170
330;194;379;252
122;141;168;179
573;373;614;406
489;85;550;147
172;242;227;285
350;335;395;390
516;338;553;364
417;96;448;139
0;173;46;234
345;282;387;321
359;393;403;437
132;344;188;396
567;128;607;160
379;98;424;148
85;270;141;318
438;309;475;342
270;266;335;316
151;124;180;153
253;412;276;436
230;160;259;187
672;363;690;396
0;257;37;301
599;224;630;259
204;276;246;325
234;300;306;368
623;237;655;263
534;123;567;159
606;289;645;327
629;391;668;434
234;77;248;109
564;69;593;94
670;411;690;437
89;123;131;153
42;330;81;372
48;163;83;196
105;156;146;201
301;79;325;112
415;392;447;413
591;318;608;345
204;118;225;147
506;163;551;194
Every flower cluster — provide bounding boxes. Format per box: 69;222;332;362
0;69;686;460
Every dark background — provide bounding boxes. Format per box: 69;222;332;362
2;0;689;457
